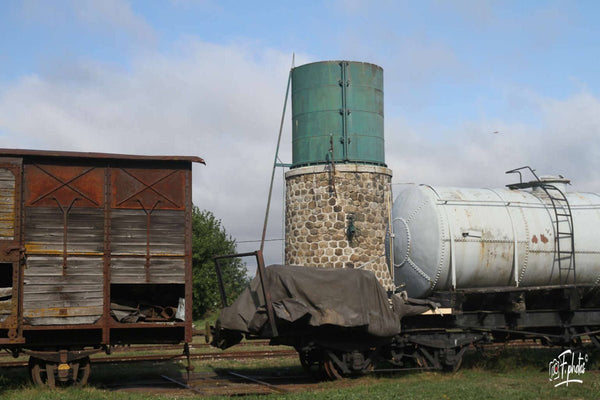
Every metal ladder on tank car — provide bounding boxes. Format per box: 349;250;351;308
506;166;576;284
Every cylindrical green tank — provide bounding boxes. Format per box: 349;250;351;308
291;61;385;168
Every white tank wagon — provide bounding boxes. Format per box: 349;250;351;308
392;176;600;298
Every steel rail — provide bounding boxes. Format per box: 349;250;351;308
0;349;297;369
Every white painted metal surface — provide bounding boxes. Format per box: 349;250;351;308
392;183;600;298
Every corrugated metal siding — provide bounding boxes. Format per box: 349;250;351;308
0;168;15;240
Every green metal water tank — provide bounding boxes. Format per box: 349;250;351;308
291;61;385;168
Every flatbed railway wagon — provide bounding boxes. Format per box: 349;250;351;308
0;149;204;386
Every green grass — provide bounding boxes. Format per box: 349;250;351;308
194;311;220;334
1;348;598;399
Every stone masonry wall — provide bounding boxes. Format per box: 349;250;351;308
285;164;394;291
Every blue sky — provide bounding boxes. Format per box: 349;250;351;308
4;1;600;127
1;0;600;269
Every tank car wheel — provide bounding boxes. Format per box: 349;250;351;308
322;351;374;380
414;352;429;369
298;350;325;379
322;355;344;381
441;347;465;372
29;357;56;388
443;355;463;372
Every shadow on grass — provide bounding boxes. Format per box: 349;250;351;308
0;360;188;396
461;346;600;373
0;365;30;395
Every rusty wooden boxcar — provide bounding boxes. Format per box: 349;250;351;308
0;149;204;385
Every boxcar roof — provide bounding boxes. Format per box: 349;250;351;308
0;148;205;164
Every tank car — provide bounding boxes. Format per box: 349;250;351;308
0;149;204;386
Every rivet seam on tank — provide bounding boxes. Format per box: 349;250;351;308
407;258;432;282
431;200;447;290
404;197;435;284
392;217;410;267
406;198;430;223
518;206;530;284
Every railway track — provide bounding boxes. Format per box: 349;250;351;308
0;338;588;369
0;348;297;369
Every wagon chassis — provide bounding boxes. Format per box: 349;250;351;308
212;251;600;380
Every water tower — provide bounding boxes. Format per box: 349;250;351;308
285;61;394;290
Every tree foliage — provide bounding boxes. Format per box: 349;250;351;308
191;206;249;319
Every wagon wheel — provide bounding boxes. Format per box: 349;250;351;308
298;349;325;379
29;357;56;388
414;352;429;369
323;351;375;380
444;354;463;372
71;356;91;386
441;347;464;372
29;356;91;387
322;355;344;381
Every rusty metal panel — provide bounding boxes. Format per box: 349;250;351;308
24;165;104;208
111;168;185;211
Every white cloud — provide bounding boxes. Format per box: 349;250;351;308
70;0;156;44
20;0;155;46
386;90;600;193
2;23;600;273
0;39;308;271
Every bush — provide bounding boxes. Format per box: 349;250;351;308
191;207;249;318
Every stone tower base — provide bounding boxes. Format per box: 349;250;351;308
285;164;394;291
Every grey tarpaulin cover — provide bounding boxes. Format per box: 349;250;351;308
216;265;401;346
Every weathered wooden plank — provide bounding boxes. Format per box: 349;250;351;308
0;229;14;238
23;305;103;318
24;299;103;309
24;275;103;285
0;299;12;314
110;275;183;284
25;316;101;326
23;284;101;294
111;257;185;284
0;168;15;240
25;208;104;253
23;291;103;301
25;257;105;275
